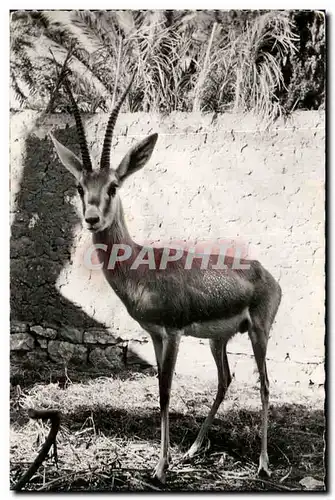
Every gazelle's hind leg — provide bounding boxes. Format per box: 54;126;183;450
150;331;163;379
184;338;231;458
248;327;271;477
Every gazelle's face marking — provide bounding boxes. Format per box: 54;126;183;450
50;130;158;233
78;169;120;233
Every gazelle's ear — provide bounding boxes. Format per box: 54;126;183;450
116;133;158;183
49;132;83;180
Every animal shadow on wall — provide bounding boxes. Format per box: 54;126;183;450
10;125;146;379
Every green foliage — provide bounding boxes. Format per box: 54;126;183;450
10;10;325;120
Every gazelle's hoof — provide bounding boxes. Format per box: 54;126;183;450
257;454;271;478
258;466;271;478
183;438;210;460
152;458;168;485
183;445;198;461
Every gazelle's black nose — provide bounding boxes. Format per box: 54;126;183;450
85;216;100;225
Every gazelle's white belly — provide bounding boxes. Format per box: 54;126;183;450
184;308;250;339
141;308;251;341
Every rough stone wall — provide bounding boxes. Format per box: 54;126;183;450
10;111;325;388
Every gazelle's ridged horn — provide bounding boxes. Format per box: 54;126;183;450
63;78;93;171
100;72;136;170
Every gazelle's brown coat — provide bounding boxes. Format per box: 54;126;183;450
50;76;281;483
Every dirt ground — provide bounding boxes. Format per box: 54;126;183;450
10;369;325;492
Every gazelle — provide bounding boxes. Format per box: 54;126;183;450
50;75;282;484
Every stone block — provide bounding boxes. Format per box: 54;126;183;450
36;337;48;349
11;333;34;351
59;327;83;344
10;321;29;334
88;346;123;370
26;350;49;365
31;325;57;339
83;328;118;345
48;340;87;364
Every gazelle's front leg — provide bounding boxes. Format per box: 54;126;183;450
151;330;181;484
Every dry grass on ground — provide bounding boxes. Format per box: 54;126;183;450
10;371;325;492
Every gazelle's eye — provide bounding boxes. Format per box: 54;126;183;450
77;184;84;197
107;184;117;197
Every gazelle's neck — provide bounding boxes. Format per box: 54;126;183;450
92;197;139;284
93;197;133;247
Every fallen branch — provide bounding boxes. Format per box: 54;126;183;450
133;477;162;492
13;409;61;491
36;469;92;492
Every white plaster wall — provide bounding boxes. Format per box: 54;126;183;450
10;110;325;389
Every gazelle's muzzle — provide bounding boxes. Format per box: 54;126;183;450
84;206;102;231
